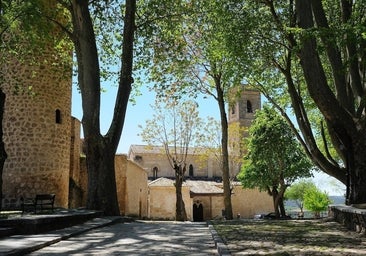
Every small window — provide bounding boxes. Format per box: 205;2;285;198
55;109;62;124
247;100;253;113
152;166;158;180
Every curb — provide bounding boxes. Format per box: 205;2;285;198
207;222;231;256
2;216;125;256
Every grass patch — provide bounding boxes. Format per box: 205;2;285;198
212;219;366;255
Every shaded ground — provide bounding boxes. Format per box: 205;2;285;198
212;219;366;255
28;221;218;255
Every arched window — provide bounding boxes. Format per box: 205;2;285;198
152;166;158;180
247;100;253;113
55;109;62;124
231;106;235;115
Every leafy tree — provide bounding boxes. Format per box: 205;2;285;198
137;0;248;219
139;99;203;221
304;186;331;218
224;0;366;205
285;180;318;217
238;106;313;218
48;0;136;215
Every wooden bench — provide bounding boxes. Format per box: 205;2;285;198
21;194;56;214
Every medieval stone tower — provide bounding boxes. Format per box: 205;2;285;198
1;4;73;208
227;87;261;175
228;87;261;128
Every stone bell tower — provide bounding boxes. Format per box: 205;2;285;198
228;87;261;129
1;1;73;208
227;87;261;176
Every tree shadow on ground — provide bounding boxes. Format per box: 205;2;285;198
213;219;365;255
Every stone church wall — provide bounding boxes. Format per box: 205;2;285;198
130;148;222;179
193;195;224;220
231;185;273;218
148;183;191;220
115;154;148;218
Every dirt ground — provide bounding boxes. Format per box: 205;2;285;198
212;219;366;255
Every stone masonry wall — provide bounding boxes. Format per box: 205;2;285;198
1;41;72;208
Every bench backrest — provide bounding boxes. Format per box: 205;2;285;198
35;194;55;201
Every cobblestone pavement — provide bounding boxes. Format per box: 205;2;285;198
28;221;218;256
212;219;366;255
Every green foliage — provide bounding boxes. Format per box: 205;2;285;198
303;187;331;215
286;180;316;202
285;180;317;210
0;1;72;93
238;105;313;192
223;1;366;204
136;0;246;100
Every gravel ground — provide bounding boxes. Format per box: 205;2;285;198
212;219;366;255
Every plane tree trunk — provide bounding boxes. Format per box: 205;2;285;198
215;75;233;220
295;0;366;205
70;0;135;215
175;164;187;221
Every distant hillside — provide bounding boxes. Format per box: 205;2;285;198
329;195;346;205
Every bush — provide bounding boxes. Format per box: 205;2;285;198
303;187;331;218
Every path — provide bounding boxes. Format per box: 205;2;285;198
28;221;218;255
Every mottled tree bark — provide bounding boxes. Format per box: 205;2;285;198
295;0;366;205
175;164;187;221
215;76;233;220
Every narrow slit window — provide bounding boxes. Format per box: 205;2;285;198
153;166;158;180
55;109;62;124
247;100;253;113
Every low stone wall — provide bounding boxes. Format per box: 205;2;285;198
329;204;366;234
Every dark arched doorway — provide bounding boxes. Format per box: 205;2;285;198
193;203;203;222
189;164;194;177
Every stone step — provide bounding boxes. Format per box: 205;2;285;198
0;209;103;236
0;227;16;238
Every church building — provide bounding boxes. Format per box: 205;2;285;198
126;88;273;221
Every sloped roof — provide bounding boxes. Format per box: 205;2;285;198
149;177;176;186
148;177;223;195
185;180;223;195
129;144;213;156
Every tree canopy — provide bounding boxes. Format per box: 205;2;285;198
285;179;318;215
223;0;366;205
238;105;313;217
303;186;331;218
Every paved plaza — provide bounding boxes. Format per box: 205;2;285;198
2;215;366;255
27;221;218;256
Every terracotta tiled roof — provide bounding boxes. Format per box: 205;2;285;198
185;180;223;195
129;144;213;155
148;177;176;186
148;177;223;195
